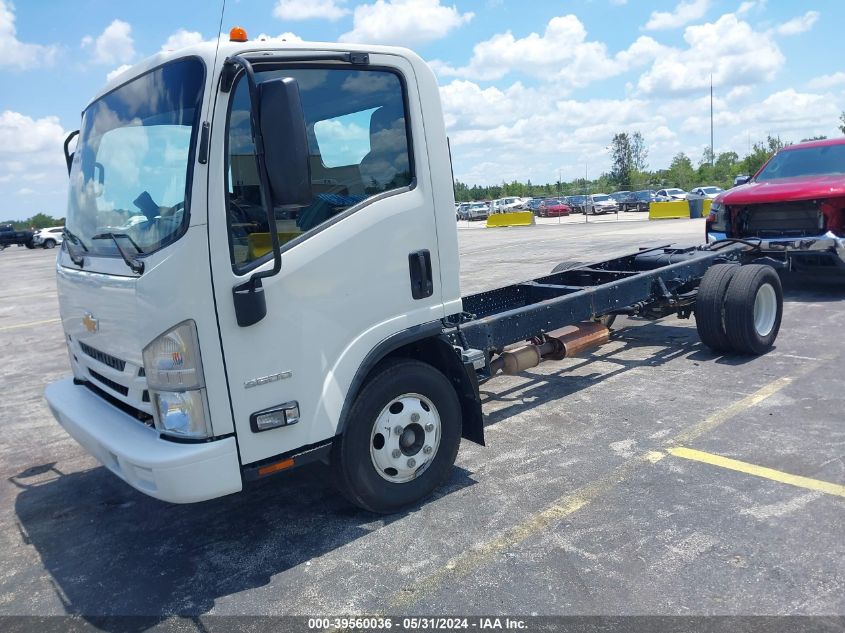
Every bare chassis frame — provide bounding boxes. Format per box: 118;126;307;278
450;243;749;360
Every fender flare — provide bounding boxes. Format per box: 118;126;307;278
336;321;485;446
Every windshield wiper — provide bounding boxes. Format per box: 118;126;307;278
62;227;88;267
92;232;145;275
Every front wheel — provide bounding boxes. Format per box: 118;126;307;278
332;359;462;513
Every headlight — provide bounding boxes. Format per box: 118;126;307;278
143;320;211;439
153;390;210;438
709;201;728;232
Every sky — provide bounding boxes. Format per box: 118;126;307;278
1;0;843;220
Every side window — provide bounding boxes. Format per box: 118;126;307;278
225;67;413;271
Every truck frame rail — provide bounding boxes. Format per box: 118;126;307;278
452;243;746;355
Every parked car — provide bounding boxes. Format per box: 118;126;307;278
32;226;65;248
732;174;750;187
465;202;490;221
489;196;529;214
456;202;471;220
628;190;656;211
706;137;845;274
525;198;545;212
689;186;723;199
586;194;619;215
537;198;571;217
0;223;35;249
655;188;688;201
566;195;587;213
611;191;640;211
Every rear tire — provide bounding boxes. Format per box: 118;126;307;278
332;359;462;514
694;264;739;352
43;239;56;249
723;265;783;355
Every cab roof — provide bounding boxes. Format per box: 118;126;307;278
89;39;420;109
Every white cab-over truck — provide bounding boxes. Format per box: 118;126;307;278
46;34;784;513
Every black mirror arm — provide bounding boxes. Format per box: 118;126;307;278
64;130;80;176
225;55;282;286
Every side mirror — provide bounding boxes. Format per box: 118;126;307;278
258;78;312;207
734;175;751;186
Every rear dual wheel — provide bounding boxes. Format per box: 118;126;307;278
695;264;782;355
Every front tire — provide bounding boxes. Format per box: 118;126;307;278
332;359;462;513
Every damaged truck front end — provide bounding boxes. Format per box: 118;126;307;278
707;139;845;274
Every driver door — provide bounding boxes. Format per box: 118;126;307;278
207;56;445;466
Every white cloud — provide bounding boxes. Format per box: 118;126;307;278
106;64;132;82
161;28;203;51
432;15;667;86
806;72;845;91
637;14;784;96
254;31;303;44
439;79;679;184
0;0;58;69
774;10;819;36
644;0;710;30
274;0;349;21
681;89;839;141
82;19;135;65
0;111;67;214
339;0;473;46
736;0;766;16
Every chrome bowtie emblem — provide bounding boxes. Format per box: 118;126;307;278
82;312;99;333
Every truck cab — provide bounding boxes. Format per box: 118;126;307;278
46;37;468;511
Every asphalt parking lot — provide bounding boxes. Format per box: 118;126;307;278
0;217;843;622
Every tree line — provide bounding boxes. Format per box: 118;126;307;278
454;127;836;202
1;212;64;230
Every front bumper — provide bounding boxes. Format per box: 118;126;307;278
707;231;845;270
45;378;242;503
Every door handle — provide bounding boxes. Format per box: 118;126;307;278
408;249;433;299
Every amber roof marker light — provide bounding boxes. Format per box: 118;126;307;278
229;26;248;42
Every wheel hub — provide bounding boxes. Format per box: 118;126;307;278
753;283;777;337
370;394;441;483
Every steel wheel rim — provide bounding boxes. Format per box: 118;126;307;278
370;393;441;484
753;283;777;337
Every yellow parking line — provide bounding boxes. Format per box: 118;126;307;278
388;372;802;610
672;376;793;445
0;317;61;332
389;450;661;610
668;447;845;498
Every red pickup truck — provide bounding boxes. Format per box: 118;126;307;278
706;137;845;273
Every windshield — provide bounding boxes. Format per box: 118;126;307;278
757;144;845;181
593;195;610;202
702;187;721;193
66;57;204;258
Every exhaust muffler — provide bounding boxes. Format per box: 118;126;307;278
490;321;610;375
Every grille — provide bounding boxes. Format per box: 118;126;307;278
736;202;824;238
88;368;129;396
79;341;126;372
